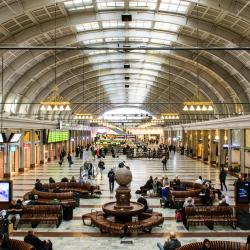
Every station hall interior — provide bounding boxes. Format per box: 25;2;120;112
0;0;250;249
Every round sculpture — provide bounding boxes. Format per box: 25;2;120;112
115;167;132;186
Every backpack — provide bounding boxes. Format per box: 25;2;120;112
175;210;183;222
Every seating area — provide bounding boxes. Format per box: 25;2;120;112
42;182;101;198
82;211;164;234
23;189;76;207
176;241;249;250
18;205;62;228
9;239;35;250
184;206;237;230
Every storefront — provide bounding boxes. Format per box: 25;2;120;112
0;145;4;178
23;131;31;169
9;144;19;173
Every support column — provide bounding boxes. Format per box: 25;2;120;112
182;129;186;148
19;130;25;172
240;129;245;174
191;130;197;157
187;130;192;155
218;129;226;167
4;144;10;178
47;144;51;162
202;130;209;161
196;130;201;158
54;143;57;160
209;130;216;164
228;129;232;167
30;130;35;169
40;138;45;165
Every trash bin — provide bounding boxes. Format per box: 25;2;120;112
63;206;73;221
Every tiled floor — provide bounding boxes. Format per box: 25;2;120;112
10;153;250;249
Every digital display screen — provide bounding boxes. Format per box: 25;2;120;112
48;130;69;143
236;181;250;204
0;182;11;202
9;133;22;143
0;133;6;143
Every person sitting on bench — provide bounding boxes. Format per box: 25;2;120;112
140;176;153;195
137;196;153;213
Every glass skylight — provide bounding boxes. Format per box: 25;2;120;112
102;21;125;29
102;108;151;121
129;21;152;29
83;39;103;44
76;22;99;32
159;0;190;13
96;0;124;9
150;38;171;45
128;37;149;43
154;22;179;32
88;50;106;55
64;0;93;11
106;37;126;42
129;0;157;9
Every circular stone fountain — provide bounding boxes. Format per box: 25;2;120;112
102;167;144;222
82;166;164;234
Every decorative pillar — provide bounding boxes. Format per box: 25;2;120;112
19;129;25;172
54;143;57;160
209;130;216;164
228;129;232;167
30;130;35;168
40;137;45;165
191;130;197;157
218;129;226;167
202;130;209;161
196;130;201;158
240;129;245;174
182;129;186;148
4;144;10;178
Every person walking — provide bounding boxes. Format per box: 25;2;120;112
162;156;167;171
67;153;73;168
107;168;115;192
219;167;227;192
98;159;105;178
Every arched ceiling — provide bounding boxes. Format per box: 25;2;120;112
0;0;249;124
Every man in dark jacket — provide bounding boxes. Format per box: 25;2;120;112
219;167;227;191
157;232;181;250
107;168;115;192
35;179;43;191
24;230;53;250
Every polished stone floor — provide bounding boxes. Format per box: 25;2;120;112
10;153;250;249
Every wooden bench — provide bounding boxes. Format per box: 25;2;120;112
185;206;237;230
18;205;62;228
23;189;76;207
43;182;101;198
10;239;35;250
82;211;164;234
176;241;248;250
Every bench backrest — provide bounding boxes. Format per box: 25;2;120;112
171;189;200;198
185;206;234;217
10;239;35;250
32;189;73;200
23;205;62;215
177;241;247;250
43;182;92;191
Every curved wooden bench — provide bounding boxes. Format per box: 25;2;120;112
176;241;248;250
185;206;237;230
23;189;76;207
18;205;62;228
82;211;164;234
10;239;35;250
43;182;101;198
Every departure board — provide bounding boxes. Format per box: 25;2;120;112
48;130;69;143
